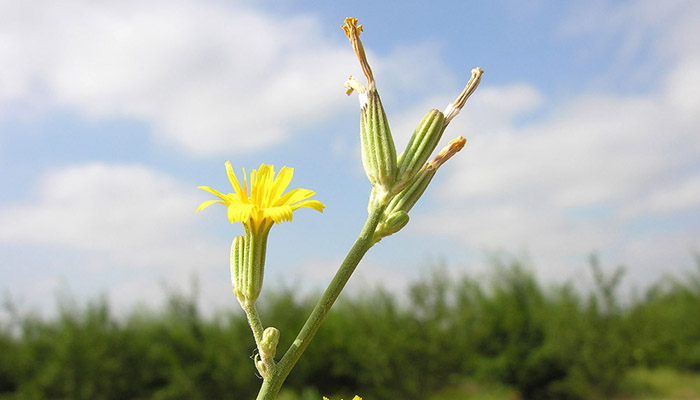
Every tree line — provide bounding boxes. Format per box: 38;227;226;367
1;255;699;399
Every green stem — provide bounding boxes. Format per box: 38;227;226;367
256;201;387;399
243;300;278;378
242;300;265;351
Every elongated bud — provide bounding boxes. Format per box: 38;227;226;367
230;236;245;303
396;109;446;191
387;136;467;216
230;226;270;306
343;17;398;192
361;89;398;189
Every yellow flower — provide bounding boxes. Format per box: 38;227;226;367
198;162;325;305
196;162;325;232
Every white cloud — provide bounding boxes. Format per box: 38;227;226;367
416;77;700;282
558;0;700;89
0;163;224;269
387;77;542;170
0;0;361;155
621;173;700;218
411;1;700;286
0;162;235;315
604;229;699;293
0;0;481;158
370;41;456;105
291;256;417;299
664;57;700;116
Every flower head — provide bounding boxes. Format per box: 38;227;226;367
196;162;325;232
198;162;325;307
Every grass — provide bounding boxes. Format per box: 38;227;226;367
429;368;700;400
614;367;700;400
429;379;516;400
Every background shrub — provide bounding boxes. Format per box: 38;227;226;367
1;255;699;399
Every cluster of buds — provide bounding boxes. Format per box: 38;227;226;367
341;17;483;244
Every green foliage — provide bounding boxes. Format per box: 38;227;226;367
625;256;700;370
1;255;699;399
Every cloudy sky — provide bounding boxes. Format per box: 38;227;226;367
1;0;699;317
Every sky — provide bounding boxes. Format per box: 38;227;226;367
1;0;699;317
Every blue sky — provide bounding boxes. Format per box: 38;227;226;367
1;0;699;317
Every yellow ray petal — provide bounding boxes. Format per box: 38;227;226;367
241;167;249;203
196;199;225;212
254;164;275;206
225;162;245;200
291;199;325;213
249;168;258;206
198;185;228;202
263;205;294;224
228;202;256;224
277;188;316;207
268;166;294;205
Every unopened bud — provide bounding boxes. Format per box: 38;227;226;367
230;227;270;306
395;109;446;191
373;210;410;244
230;236;245;303
260;327;280;361
362;90;398;189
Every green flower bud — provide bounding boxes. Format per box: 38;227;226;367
230;236;245;302
230;226;269;306
260;327;280;361
395;109;446;191
360;89;398;189
255;326;280;378
373;210;410;244
386;166;435;218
